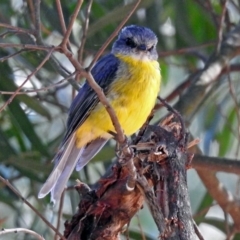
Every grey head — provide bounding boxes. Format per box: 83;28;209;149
112;25;158;61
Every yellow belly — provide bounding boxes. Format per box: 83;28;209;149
75;54;161;147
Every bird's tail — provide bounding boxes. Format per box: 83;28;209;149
38;134;108;203
75;138;108;171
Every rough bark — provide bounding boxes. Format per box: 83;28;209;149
63;113;198;240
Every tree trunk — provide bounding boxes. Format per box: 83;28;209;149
63;114;197;240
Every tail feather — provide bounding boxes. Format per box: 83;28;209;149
50;146;84;203
38;135;109;203
38;134;77;199
75;138;108;171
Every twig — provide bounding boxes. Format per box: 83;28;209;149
0;23;34;36
0;42;57;51
0;175;65;239
136;214;146;240
206;0;220;27
158;42;215;57
33;0;42;40
0;228;44;240
216;0;229;53
0;30;34;40
0;49;32;62
193;221;205;240
155;63;240;111
226;70;240;156
78;0;93;64
0;72;75;95
54;190;65;240
85;72;125;143
158;96;186;144
229;0;240;13
55;0;72;51
60;0;83;47
0;47;55;113
55;0;67;35
88;0;141;70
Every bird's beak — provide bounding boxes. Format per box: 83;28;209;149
137;44;147;51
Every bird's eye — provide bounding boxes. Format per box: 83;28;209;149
125;38;137;48
148;45;154;52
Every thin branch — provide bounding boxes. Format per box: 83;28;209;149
0;72;75;95
0;30;35;41
193;221;205;240
88;0;141;70
55;0;67;34
54;190;65;240
216;0;229;53
0;47;55;113
78;0;93;64
55;0;72;51
60;0;83;47
227;70;240;156
0;42;57;51
136;214;146;240
0;23;34;36
193;154;240;175
28;1;78;90
0;175;66;239
0;49;32;62
197;169;240;231
206;0;220;27
0;228;44;240
27;0;35;27
158;96;186;143
229;0;240;13
33;0;42;40
85;72;125;143
155;63;240;111
158;42;215;58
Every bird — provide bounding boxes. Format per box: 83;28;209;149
38;25;161;203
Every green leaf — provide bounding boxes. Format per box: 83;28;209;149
197;192;213;213
6;153;50;181
0;76;51;120
127;228;157;240
6;99;49;156
17;95;51;120
201;217;227;232
194;192;213;223
216;108;235;156
88;0;154;38
0;128;17;159
0;60;49;156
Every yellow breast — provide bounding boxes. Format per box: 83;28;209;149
75;54;161;147
109;54;161;134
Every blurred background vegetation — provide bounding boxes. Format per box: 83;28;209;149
0;0;240;239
